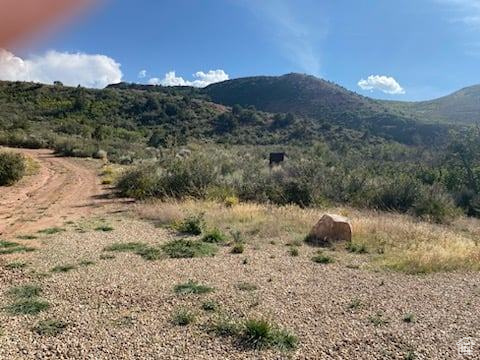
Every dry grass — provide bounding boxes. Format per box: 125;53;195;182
135;200;480;274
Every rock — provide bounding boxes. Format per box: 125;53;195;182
306;214;352;246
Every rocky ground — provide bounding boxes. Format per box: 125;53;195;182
0;149;479;359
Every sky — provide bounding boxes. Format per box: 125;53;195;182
1;0;480;101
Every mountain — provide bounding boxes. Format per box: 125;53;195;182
387;85;480;125
203;73;448;144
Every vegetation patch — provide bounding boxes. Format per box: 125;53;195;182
241;318;298;350
311;252;334;264
37;227;65;235
174;280;214;295
5;284;49;315
103;242;163;260
51;264;76;273
161;239;217;258
0;240;35;255
289;247;299;256
202;228;227;244
231;243;245;254
174;214;205;235
171;308;195;326
8;284;41;298
32;319;68;336
202;300;219;312
345;242;368;254
16;235;37;240
0;151;26;186
368;312;389;326
79;260;95;267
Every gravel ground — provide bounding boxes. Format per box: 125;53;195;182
1;217;479;359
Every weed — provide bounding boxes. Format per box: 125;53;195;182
6;299;50;315
348;299;362;310
8;284;41;298
202;228;227;244
289;247;299;256
51;264;76;273
174;280;214;295
104;242;163;260
175;214;204;235
79;260;95;267
210;318;240;337
311;252;334;264
16;235;37;240
369;312;389;326
162;239;217;258
346;242;368;254
403;313;415;323
37;227;65;235
100;254;115;260
172;308;195;326
0;240;35;255
242;318;298;350
32;319;67;336
202;300;218;312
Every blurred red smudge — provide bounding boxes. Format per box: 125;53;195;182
0;0;96;48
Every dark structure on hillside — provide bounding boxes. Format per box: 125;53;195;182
269;152;286;166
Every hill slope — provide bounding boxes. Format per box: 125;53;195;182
204;73;449;144
388;85;480;124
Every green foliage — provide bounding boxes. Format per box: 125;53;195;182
202;300;218;312
312;252;334;264
161;239;217;258
171;308;195;326
8;284;41;298
345;242;368;254
236;282;258;291
231;243;245;254
241;318;298;350
6;298;50;315
0;240;35;255
4;261;27;270
103;242;163;260
51;264;76;273
94;225;114;232
201;228;227;243
38;227;65;235
175;214;204;235
0;152;26;186
174;280;214;295
289;247;299;256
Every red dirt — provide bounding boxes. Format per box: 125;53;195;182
0;148;126;238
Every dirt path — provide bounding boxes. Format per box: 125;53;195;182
0;148;122;238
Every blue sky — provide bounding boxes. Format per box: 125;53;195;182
2;0;480;100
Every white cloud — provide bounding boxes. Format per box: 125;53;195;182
148;70;229;87
358;75;405;95
0;49;122;88
138;69;147;78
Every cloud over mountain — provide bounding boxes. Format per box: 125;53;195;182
148;70;229;87
358;75;405;95
0;49;122;88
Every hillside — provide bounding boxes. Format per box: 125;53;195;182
0;80;387;162
387;84;480;124
204;73;449;144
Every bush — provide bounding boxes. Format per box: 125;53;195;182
413;185;460;223
369;176;419;212
202;228;227;243
116;165;159;199
0;151;26;186
175;214;204;235
161;239;217;258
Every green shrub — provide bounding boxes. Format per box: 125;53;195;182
369;176;419;212
312;252;334;264
6;298;50;315
171;308;195;326
289;247;299;256
413;185;459;223
103;242;162;260
242;319;298;350
0;152;26;186
51;264;76;273
8;284;41;298
116;165;159;199
0;240;35;254
175;214;204;235
345;242;368;254
202;228;227;243
202;300;218;312
161;239;217;258
174;280;214;295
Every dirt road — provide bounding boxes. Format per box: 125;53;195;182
0;148;118;237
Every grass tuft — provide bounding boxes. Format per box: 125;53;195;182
174;214;204;235
202;300;218;312
202;228;227;244
162;239;217;258
6;299;50;315
236;282;258;291
345;242;368;254
104;242;163;260
37;227;65;235
0;240;35;255
4;261;27;270
51;264;76;273
95;225;114;232
242;319;298;350
311;252;334;264
171;308;195;326
231;243;245;254
8;284;41;298
174;280;214;295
